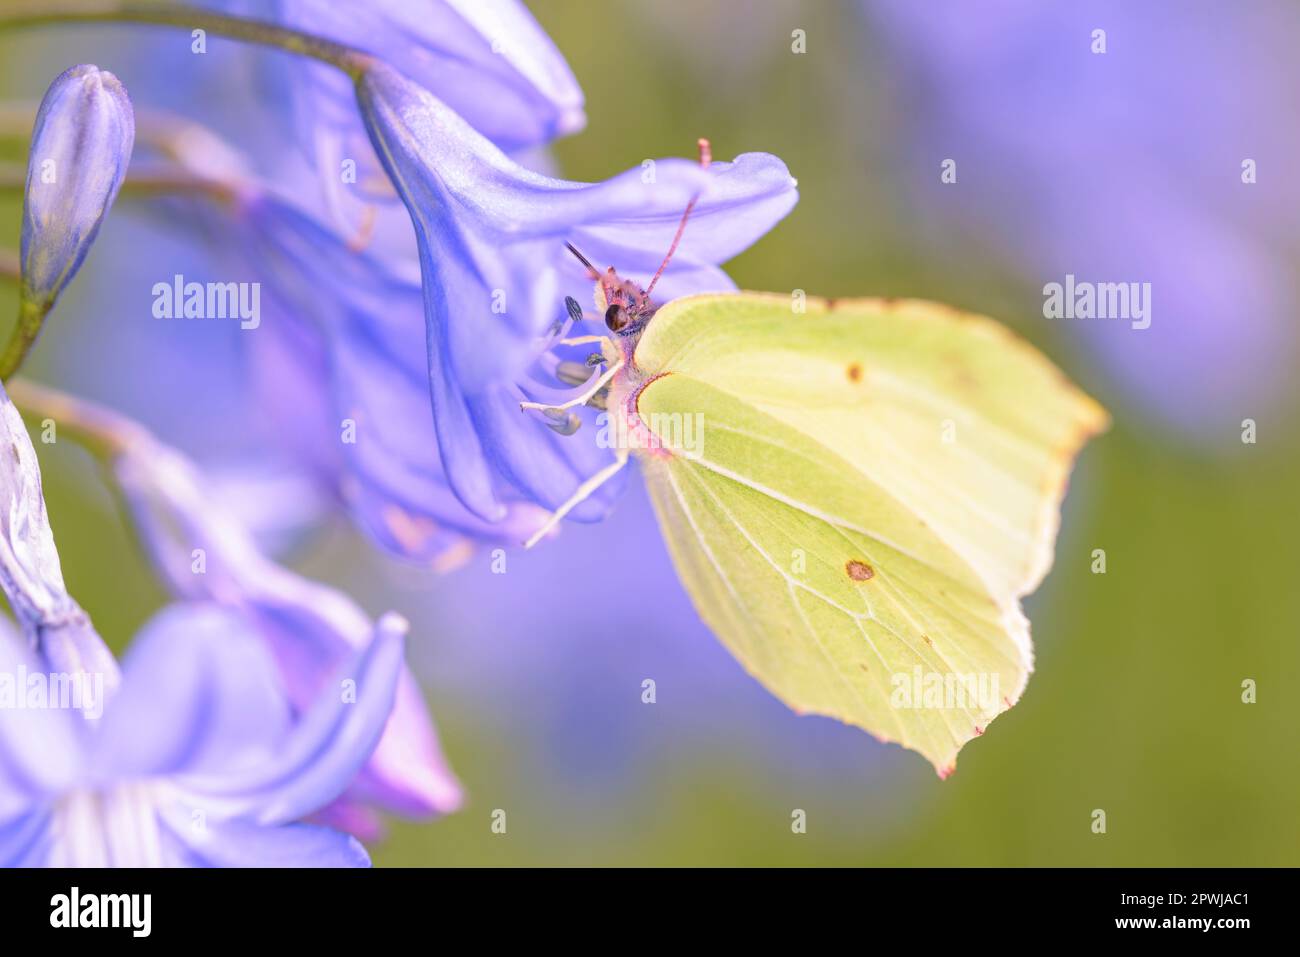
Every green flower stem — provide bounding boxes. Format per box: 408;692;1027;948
0;160;238;204
5;377;137;460
0;1;373;79
6;376;145;460
6;377;165;587
0;297;52;381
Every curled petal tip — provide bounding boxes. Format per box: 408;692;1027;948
376;611;411;638
555;105;587;137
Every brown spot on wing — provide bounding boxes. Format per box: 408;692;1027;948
845;560;874;581
846;362;863;383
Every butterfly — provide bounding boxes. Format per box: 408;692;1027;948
521;140;1107;776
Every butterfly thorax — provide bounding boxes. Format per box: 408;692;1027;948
591;271;680;459
604;364;677;461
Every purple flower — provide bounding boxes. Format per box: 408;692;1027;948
271;0;584;150
20;65;134;316
0;384;404;866
142;160;550;559
98;402;463;829
355;63;799;525
135;78;796;553
236;195;557;559
0;603;405;866
204;0;585;230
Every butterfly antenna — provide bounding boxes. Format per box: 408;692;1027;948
645;138;712;298
564;241;601;280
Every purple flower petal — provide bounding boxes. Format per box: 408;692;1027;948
89;604;291;782
0;807;54;867
272;0;585;152
174;613;407;826
160;809;370;867
112;426;463;818
345;671;463;817
200;0;584;234
0;621;81;814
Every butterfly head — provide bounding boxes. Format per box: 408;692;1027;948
563;242;656;340
564;138;714;344
598;268;655;337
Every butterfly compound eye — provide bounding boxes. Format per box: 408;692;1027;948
605;303;629;332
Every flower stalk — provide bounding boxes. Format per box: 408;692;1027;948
0;299;49;381
0;1;374;79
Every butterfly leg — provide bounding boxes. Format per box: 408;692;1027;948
557;334;609;347
520;357;624;413
524;448;630;549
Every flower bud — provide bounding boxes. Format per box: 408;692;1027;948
20;65;134;312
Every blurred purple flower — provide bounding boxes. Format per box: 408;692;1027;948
90;401;465;831
355;63;799;525
0;603;405;866
0;384;404;866
864;0;1297;437
20;64;134;316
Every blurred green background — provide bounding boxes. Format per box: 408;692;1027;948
1;0;1297;866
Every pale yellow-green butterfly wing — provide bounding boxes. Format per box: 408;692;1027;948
629;293;1107;773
